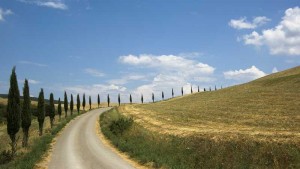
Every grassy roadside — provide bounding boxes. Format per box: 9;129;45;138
0;111;85;169
101;107;300;169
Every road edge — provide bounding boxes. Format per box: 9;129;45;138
96;109;148;169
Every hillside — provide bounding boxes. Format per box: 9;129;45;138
100;66;300;168
119;66;300;143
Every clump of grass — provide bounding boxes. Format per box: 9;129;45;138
109;116;133;135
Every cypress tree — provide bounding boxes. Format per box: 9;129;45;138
49;93;55;128
141;94;143;104
221;85;223;89
70;94;74;115
97;94;100;108
118;94;121;106
58;98;62;119
89;96;91;110
152;93;154;103
209;87;211;91
7;67;21;155
215;85;217;91
162;91;164;100
37;88;45;136
191;86;193;94
204;88;206;92
77;94;80;114
107;94;110;107
22;79;31;147
82;93;86;111
172;88;174;98
64;91;68;118
198;86;200;92
181;87;183;96
129;94;132;104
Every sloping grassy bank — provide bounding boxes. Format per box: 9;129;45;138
0;111;84;169
100;108;300;169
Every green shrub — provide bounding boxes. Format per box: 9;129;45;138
109;117;133;135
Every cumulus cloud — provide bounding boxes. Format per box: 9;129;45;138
0;8;13;21
19;0;68;10
120;54;216;101
243;6;300;56
229;16;270;29
119;54;215;75
224;66;266;82
108;74;146;85
65;84;127;102
84;68;105;77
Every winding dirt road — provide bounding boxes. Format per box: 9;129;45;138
48;108;135;169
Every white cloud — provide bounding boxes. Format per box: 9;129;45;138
272;67;278;73
19;60;48;67
28;79;40;84
243;6;300;56
84;68;105;77
18;79;41;85
108;74;146;85
64;84;127;102
120;54;216;101
119;54;215;75
224;66;267;82
19;0;68;10
229;16;270;30
0;8;13;21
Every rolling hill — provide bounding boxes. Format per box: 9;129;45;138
101;66;300;168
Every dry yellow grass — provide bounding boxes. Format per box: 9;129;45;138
119;66;300;144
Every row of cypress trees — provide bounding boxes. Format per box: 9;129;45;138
115;85;221;105
6;67;97;157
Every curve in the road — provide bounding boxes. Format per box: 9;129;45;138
48;108;136;169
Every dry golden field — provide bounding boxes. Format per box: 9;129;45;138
119;66;300;144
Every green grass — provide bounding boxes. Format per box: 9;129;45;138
100;66;300;168
0;111;84;169
101;108;300;169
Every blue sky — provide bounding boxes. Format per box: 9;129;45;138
0;0;299;102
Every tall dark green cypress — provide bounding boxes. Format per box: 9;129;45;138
215;85;217;91
49;93;55;128
77;94;80;114
37;88;45;136
181;87;183;96
22;79;31;147
70;94;74;115
152;93;154;103
141;94;143;104
198;86;200;92
191;86;193;94
97;94;100;108
58;98;62;120
107;94;110;107
172;88;174;98
129;94;132;104
204;88;206;92
118;94;121;106
82;93;86;111
7;67;21;155
162;91;164;100
89;96;91;110
64;91;68;117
